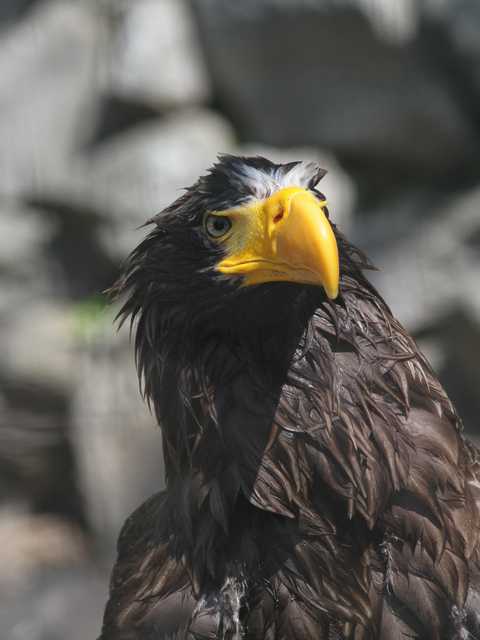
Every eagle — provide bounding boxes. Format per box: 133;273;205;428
99;155;480;639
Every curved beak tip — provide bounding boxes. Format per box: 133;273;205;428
325;284;339;300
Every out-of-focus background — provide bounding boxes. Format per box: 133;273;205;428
1;0;480;637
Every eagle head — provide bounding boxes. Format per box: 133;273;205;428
116;155;340;341
197;155;339;298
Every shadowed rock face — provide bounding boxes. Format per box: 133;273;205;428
1;0;480;638
190;0;480;188
0;0;38;22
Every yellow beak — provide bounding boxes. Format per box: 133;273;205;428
217;187;340;299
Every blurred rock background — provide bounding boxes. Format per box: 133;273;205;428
1;0;479;637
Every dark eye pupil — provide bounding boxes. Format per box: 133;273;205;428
206;215;231;237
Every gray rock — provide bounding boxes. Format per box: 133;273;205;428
0;202;80;395
2;565;107;640
0;201;53;276
0;301;78;390
424;0;480;105
0;364;84;521
36;109;235;259
0;510;87;593
357;185;480;330
110;0;211;108
0;1;104;197
191;0;479;184
71;322;164;553
0;0;36;24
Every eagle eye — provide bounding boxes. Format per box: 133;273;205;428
205;214;232;239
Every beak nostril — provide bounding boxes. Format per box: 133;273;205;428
273;210;284;225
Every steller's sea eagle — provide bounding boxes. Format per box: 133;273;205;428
99;155;480;639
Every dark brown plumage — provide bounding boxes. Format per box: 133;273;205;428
99;156;480;639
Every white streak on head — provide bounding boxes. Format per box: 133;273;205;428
235;160;323;200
